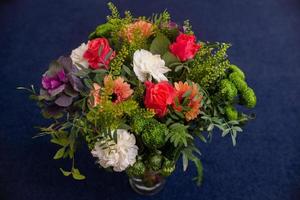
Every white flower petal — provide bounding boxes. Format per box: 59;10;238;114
70;43;89;69
91;129;138;172
133;49;170;82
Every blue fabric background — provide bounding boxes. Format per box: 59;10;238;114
1;0;300;199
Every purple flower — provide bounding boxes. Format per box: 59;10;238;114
42;70;67;96
40;56;84;108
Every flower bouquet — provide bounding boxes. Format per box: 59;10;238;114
19;3;256;195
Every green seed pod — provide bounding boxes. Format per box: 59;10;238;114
225;105;238;120
242;88;257;108
126;160;146;178
229;73;248;93
141;120;167;149
229;65;245;80
219;79;238;102
148;154;163;171
161;158;176;177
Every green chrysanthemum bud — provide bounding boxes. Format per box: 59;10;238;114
242;88;257;108
161;158;176;177
220;79;238;102
141;120;167;149
126;161;146;178
132;117;149;135
148;154;163;171
229;65;245;80
225;105;238;120
229;73;248;93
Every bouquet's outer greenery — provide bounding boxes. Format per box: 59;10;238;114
18;2;257;186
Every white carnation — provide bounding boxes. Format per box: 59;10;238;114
133;49;170;82
91;129;138;172
70;43;89;68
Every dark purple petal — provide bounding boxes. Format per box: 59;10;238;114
48;84;65;96
64;85;78;97
57;56;73;73
68;74;84;92
55;94;73;107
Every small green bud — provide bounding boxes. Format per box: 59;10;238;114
220;79;238;102
161;158;176;177
229;73;248;93
225;105;238;120
242;88;257;108
126;161;146;178
229;65;245;80
148;154;163;171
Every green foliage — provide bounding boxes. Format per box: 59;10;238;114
141;119;168;149
166;123;193;147
181;145;203;186
161;158;176;177
107;2;120;20
188;43;231;90
89;23;114;39
109;45;130;76
150;33;171;56
183;20;194;34
126;160;146;178
149;10;171;26
60;168;86;180
83;100;138;143
37;119;86;180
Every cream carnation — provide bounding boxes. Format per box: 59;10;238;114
133;49;170;82
70;43;89;68
91;129;138;172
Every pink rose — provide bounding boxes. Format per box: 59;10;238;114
144;81;175;117
169;33;200;62
83;38;115;70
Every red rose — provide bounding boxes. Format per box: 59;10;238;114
83;38;116;70
144;81;175;117
169;33;200;62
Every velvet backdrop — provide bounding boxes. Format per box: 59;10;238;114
1;0;300;199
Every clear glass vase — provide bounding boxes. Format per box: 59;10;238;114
129;171;166;195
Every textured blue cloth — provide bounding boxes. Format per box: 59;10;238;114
1;0;300;199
